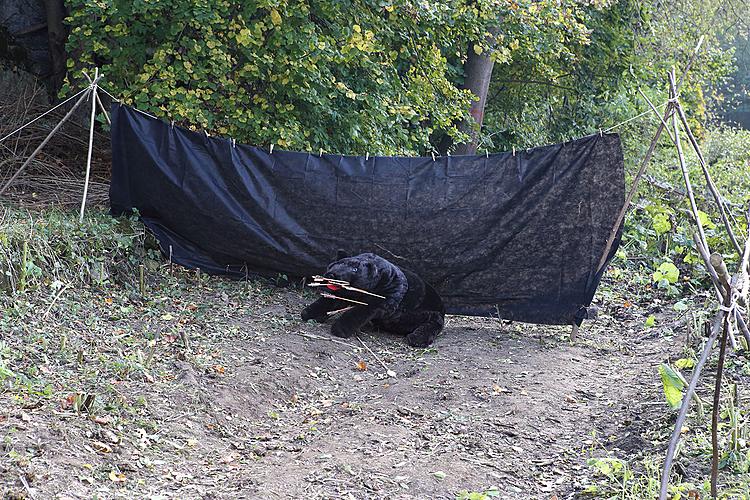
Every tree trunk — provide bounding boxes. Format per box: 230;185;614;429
453;42;496;155
44;0;68;97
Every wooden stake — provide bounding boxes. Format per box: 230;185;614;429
139;264;145;295
596;37;705;274
79;70;99;223
0;87;92;195
570;323;579;341
711;300;731;497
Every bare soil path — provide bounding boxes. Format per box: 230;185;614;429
0;274;680;499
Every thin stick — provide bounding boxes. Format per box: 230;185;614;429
597;38;704;274
711;304;731;497
674;101;743;256
670;71;708;253
95;92;111;125
327;306;355;316
638;88;676;144
0;86;92;195
596;103;672;272
308;282;386;299
320;293;369;306
356;335;396;377
79;71;99;223
312;275;349;285
42;283;70;320
676;36;704;90
298;332;358;349
659;312;724;500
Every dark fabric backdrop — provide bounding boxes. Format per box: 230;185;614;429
110;104;625;325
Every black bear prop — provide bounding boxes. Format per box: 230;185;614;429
301;252;445;347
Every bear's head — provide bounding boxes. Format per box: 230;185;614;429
323;251;379;290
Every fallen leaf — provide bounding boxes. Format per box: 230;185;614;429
212;365;226;375
92;441;112;454
20;412;31;422
356;360;367;371
92;415;111;426
623;300;632;308
432;471;446;480
104;297;113;305
160;313;174;321
108;470;126;482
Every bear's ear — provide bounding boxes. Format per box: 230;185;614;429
336;249;349;260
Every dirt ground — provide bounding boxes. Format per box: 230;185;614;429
0;271;685;499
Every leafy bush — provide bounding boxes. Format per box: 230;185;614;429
0;208;153;293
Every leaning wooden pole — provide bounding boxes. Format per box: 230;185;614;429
674;101;743;257
79;69;99;223
659;313;724;500
669;72;709;254
0;86;92;196
596;36;706;274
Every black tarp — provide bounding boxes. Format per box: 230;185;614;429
110;104;625;325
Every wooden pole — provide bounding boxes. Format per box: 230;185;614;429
596;103;673;273
711;297;732;497
674;101;743;256
0;86;92;195
659;313;723;500
95;91;111;125
596;35;706;274
669;70;709;254
79;68;99;223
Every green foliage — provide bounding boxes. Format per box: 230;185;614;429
65;0;488;155
658;363;685;409
456;487;500;500
63;0;624;155
0;209;151;293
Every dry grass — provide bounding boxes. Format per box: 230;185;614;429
0;69;111;208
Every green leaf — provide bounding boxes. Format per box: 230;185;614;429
644;315;656;328
432;471;446;480
675;358;695;369
659;364;685;409
673;300;689;312
653;262;679;284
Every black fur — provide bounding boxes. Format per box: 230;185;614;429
301;252;445;347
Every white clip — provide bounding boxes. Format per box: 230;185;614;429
319;148;323;157
512;147;516;157
171;120;175;129
486;150;489;158
204;130;210;137
365;152;369;161
431;151;436;161
447;150;451;157
599;128;603;137
270;144;274;154
231;138;236;148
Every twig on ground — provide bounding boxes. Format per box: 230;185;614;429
42;283;70;320
298;332;359;349
357;335;396;378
